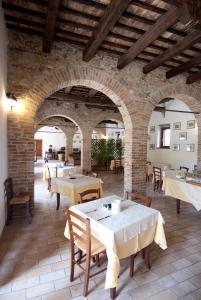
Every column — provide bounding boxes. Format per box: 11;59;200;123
63;127;77;161
81;130;92;172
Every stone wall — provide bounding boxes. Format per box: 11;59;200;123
7;30;201;198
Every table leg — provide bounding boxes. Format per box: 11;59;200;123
176;199;180;214
56;193;60;210
110;287;116;299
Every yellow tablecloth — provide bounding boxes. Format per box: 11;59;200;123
110;159;124;171
64;195;167;289
163;174;201;211
51;175;103;206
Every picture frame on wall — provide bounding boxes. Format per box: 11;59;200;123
150;126;155;134
186;144;195;152
179;132;187;141
173;144;180;151
149;144;155;150
173;122;181;130
187;120;195;129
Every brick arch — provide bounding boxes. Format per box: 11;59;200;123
146;83;201;115
28;65;135;192
29;65;133;128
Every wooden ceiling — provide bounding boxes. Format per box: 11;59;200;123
3;0;201;84
45;86;119;111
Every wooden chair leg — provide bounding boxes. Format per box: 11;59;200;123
96;254;100;267
176;199;180;214
83;253;90;297
26;202;32;224
56;193;60;210
70;244;75;282
29;200;33;217
130;254;135;277
110;287;116;299
6;204;11;225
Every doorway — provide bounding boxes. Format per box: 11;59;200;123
34;139;42;161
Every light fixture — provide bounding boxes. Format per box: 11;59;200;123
6;92;17;111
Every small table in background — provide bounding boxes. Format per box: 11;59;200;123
51;174;103;209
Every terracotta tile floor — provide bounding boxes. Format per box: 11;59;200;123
0;162;201;300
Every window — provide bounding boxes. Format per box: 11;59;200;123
160;125;170;148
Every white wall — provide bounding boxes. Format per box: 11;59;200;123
35;126;66;157
147;99;198;171
0;7;8;236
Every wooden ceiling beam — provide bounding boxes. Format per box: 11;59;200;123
83;0;132;62
161;0;189;7
186;71;201;84
131;0;166;14
166;54;201;78
43;0;61;52
143;30;201;74
117;6;179;69
88;89;98;97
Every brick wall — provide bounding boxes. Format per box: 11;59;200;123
7;31;201;198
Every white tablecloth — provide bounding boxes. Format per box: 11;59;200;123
43;163;81;180
163;173;201;211
64;195;167;289
51;175;103;205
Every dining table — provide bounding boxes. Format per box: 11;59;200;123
163;170;201;213
43;162;81;180
51;174;103;209
64;195;167;299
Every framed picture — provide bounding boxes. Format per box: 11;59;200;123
186;144;195;152
179;132;187;141
173;122;181;130
173;144;180;151
150;126;155;134
187;120;195;129
149;144;155;150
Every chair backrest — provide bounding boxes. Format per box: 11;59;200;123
114;159;121;167
146;161;151;165
4;178;14;202
180;166;189;172
153;167;162;181
126;191;152;207
79;189;100;203
65;208;91;255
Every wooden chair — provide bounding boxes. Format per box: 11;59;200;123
79;189;100;203
126;191;152;207
4;178;32;225
180;166;189;173
153;167;163;193
126;191;152;277
65;208;106;297
114;159;123;174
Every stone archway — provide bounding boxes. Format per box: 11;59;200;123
145;83;201;166
8;65;136;198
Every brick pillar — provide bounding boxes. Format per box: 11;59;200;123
81;130;92;172
124;117;147;195
63;127;77;161
7;112;35;200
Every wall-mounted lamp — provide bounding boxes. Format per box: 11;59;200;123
6;92;18;111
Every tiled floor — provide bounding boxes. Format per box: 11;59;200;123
0;162;201;300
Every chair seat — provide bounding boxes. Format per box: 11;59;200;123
75;235;106;256
10;194;30;205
